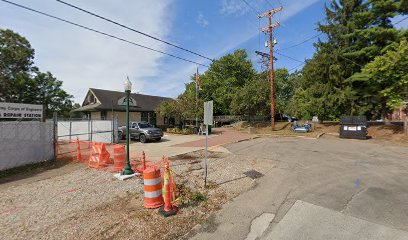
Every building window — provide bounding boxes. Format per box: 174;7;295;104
149;112;157;126
141;112;148;122
101;111;107;120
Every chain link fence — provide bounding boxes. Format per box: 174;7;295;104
57;118;118;143
0;120;56;171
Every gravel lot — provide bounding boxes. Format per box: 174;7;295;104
0;147;276;239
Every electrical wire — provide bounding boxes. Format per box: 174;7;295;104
288;62;305;73
1;0;209;67
264;0;274;8
241;0;261;15
274;52;304;63
278;33;323;51
394;16;408;25
56;0;214;62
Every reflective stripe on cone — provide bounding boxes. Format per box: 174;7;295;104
143;167;164;209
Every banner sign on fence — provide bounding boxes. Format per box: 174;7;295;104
0;102;43;119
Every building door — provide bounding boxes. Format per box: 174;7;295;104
149;112;156;126
141;112;148;122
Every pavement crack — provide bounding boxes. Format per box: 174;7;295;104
341;188;364;213
272;189;293;224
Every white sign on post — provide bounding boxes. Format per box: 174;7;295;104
203;100;213;187
0;102;43;119
204;101;213;125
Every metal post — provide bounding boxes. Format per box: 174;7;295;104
405;115;408;136
195;67;199;129
90;119;93;143
123;89;134;175
88;115;91;142
53;112;58;160
69;121;72;142
204;124;208;187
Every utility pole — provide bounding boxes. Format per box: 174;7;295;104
255;51;277;80
259;7;283;131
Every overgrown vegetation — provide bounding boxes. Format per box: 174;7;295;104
288;0;408;120
156;50;297;122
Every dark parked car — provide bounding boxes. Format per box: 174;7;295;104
268;113;298;122
118;121;163;143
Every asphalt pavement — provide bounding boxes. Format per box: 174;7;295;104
189;135;408;240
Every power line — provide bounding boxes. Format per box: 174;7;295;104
241;0;261;15
264;0;274;8
56;0;214;62
337;54;364;68
278;33;323;51
276;50;364;69
274;51;304;63
1;0;209;67
394;16;408;25
288;62;305;73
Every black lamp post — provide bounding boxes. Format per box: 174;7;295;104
122;77;134;175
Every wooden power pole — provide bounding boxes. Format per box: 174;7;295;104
259;7;282;131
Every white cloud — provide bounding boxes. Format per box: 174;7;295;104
216;0;321;58
197;12;209;28
0;0;174;103
220;0;249;16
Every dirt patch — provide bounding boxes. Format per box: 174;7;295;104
234;121;325;138
0;159;81;189
0;149;276;239
367;124;408;146
235;121;408;145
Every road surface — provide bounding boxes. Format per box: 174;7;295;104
189;135;408;239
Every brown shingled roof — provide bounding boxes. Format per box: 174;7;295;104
73;88;173;112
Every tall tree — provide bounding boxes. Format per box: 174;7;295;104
230;78;270;119
0;29;34;102
0;28;74;118
290;0;406;120
349;39;408;117
186;49;257;115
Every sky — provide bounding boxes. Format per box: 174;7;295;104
0;0;406;103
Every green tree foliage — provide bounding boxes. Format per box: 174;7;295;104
290;0;407;120
0;29;73;118
230;79;270;118
231;68;297;119
185;49;257;115
157;49;300;122
0;29;34;102
349;39;408;114
156;94;204;126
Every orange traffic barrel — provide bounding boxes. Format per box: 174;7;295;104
143;167;164;208
113;145;126;172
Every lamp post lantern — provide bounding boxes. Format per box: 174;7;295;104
122;77;134;175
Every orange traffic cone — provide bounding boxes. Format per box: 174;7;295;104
159;161;178;217
142;151;146;171
76;138;82;161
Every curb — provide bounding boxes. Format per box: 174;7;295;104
316;132;325;139
256;134;319;140
208;136;258;150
